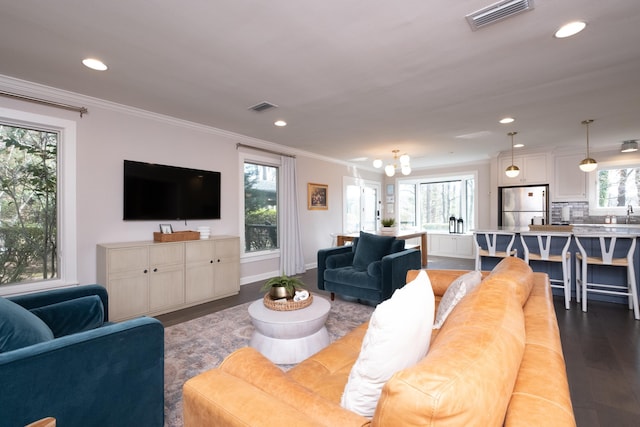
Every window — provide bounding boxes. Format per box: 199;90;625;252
243;161;279;253
398;174;475;233
343;178;380;233
0;107;76;294
0;124;57;285
399;183;416;229
590;163;640;214
344;183;362;233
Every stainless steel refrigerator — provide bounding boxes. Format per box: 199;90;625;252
499;185;549;227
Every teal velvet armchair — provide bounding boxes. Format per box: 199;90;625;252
0;285;164;427
317;231;422;303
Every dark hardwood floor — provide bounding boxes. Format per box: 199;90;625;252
155;256;640;427
155;268;326;327
556;298;640;426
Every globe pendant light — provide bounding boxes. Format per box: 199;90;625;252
505;131;520;178
385;163;395;177
579;119;597;172
373;149;411;177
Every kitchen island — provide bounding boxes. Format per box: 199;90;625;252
473;224;640;310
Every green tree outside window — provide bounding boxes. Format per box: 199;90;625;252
0;124;58;285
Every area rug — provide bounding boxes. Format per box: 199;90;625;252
163;297;375;427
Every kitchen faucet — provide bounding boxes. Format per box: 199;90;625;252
627;205;634;224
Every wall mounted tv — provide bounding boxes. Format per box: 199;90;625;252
123;160;221;220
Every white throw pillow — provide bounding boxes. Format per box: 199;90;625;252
432;270;482;329
341;270;435;418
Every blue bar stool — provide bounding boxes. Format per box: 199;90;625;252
520;231;572;309
574;234;639;320
473;231;517;271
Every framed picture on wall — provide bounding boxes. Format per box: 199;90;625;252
308;183;328;210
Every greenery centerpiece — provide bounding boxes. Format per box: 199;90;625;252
381;217;396;227
261;273;306;300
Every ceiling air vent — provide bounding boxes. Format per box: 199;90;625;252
248;101;278;112
466;0;535;31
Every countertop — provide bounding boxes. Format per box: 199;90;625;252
473;224;640;236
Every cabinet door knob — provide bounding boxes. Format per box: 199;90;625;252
143;269;148;274
153;268;158;272
210;260;214;264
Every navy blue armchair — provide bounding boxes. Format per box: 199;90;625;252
0;285;164;427
317;231;422;303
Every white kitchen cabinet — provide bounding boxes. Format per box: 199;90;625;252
499;153;548;186
552;153;587;201
97;236;239;321
429;234;474;258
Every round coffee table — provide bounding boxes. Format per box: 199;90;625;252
248;296;331;364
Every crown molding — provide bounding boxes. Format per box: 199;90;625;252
0;74;348;167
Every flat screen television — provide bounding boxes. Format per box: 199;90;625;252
123;160;221;220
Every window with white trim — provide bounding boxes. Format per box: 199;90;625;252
398;174;475;233
242;155;280;255
0;107;76;295
589;162;640;215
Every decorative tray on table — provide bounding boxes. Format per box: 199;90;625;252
263;292;313;311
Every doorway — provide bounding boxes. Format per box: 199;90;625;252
343;178;381;233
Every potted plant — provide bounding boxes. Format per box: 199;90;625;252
380;217;397;235
261;273;306;299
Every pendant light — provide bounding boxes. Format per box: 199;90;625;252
505;131;520;178
373;149;411;177
579;119;597;172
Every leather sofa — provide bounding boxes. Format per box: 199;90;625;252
0;285;164;427
183;257;575;426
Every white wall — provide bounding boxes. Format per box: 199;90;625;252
296;158;381;265
0;76;382;287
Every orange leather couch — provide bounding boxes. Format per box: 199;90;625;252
183;257;575;426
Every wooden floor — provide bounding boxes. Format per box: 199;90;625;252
155;256;640;427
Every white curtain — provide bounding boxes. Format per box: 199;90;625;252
280;156;306;275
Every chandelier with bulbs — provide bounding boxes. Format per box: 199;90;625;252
373;149;411;177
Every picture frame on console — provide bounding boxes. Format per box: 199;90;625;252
308;183;328;210
159;224;173;234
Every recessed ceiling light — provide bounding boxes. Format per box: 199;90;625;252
499;117;515;124
554;21;586;38
82;58;108;71
514;143;525;148
274;120;287;127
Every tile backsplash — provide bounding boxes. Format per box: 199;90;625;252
550;201;638;224
550;202;589;224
